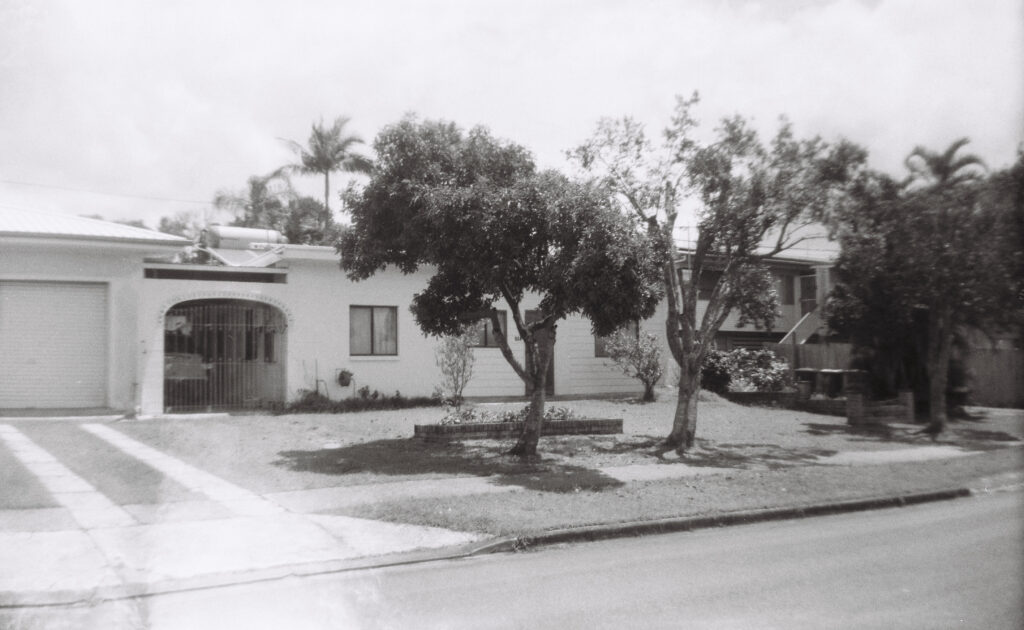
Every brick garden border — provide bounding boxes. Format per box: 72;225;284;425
414;418;623;441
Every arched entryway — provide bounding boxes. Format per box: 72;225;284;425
163;299;286;412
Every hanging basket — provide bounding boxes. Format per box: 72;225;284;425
337;369;353;387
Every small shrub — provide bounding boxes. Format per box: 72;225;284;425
701;350;732;394
602;328;664;402
701;347;791;393
437;405;577;425
435;325;478;409
284;389;441;414
729;348;792;392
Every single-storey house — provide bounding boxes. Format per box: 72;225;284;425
1;209;830;415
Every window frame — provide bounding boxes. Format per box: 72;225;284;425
470;310;508;348
349;305;399;356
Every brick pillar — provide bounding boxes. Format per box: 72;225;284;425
846;393;864;426
898;390;915;423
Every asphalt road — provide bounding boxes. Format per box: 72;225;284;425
5;490;1023;630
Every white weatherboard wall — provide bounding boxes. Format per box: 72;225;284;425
0;240;152;411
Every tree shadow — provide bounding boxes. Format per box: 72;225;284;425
272;438;624;493
802;420;1021;450
667;440;838;470
558;434;837;470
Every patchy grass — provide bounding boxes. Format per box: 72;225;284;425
111;394;1023;499
335;448;1024;537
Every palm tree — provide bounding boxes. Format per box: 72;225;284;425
901;138;987;437
282;116;373;230
213;168;295;230
903;137;986;189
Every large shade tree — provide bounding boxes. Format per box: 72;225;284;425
341;117;664;456
570;94;866;453
282;116;373;230
828;142;1021;436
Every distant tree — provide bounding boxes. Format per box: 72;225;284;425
214;169;294;230
282;116;373;231
282;196;344;245
827;142;1021;436
158;210;205;239
601;328;664;402
570;94;865;452
341;117;664;456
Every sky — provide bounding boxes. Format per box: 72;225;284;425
1;0;1021;246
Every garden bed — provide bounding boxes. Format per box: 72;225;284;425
414;418;623;441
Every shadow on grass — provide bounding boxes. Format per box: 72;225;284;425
272;438;625;493
547;434;837;471
802;420;1021;450
668;439;837;470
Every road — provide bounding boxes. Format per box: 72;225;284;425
5;490;1022;630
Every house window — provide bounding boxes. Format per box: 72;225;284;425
595;321;640;357
471;311;507;348
350;306;398;356
698;270;722;300
800;275;818;316
776;274;795;305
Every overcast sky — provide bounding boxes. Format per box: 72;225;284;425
1;0;1021;239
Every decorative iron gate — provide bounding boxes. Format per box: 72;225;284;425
163;299;286;412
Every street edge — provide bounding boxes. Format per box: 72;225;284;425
0;486;976;608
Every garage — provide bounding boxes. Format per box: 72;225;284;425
0;281;109;408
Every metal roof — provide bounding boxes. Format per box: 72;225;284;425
0;207;189;245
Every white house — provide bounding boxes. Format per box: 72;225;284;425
1;210;830;415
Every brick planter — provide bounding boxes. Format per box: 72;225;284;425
414;418;623;441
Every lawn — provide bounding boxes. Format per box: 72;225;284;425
112;392;1024;498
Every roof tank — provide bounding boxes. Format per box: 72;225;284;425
202;225;288;249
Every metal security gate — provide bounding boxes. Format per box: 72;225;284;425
163;299;285;412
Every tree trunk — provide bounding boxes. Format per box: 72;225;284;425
509;326;553;457
642;381;656;402
925;309;954;437
509;376;546;457
323;172;331;232
666;368;699;452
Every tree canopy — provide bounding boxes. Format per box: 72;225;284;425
827;142;1022;434
571;94;866;451
341;116;664;456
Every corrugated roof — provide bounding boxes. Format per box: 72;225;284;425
0;207;189;244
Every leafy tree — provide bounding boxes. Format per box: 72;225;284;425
282;116;373;231
214;169;293;230
282;196;344;245
158;210;206;239
341;116;664;456
828;143;1022;436
602;328;664;402
571;94;864;452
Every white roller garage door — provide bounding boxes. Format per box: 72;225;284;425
0;281;108;408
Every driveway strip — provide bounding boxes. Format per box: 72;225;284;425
0;425;135;528
82;424;284;517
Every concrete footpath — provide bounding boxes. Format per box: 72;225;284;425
0;444;1012;608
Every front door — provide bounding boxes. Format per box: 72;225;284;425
524;310;555;395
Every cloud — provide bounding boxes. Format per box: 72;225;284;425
0;0;1020;227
